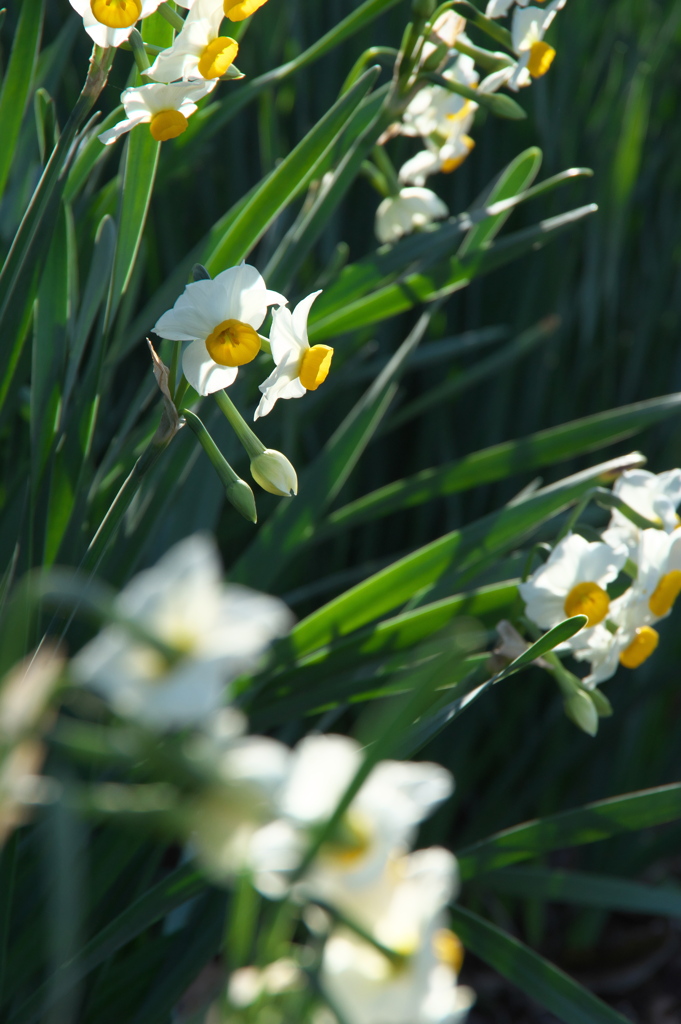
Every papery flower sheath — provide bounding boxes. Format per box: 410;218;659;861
99;80;216;145
146;0;239;82
69;0;165;48
153;263;286;396
254;292;334;419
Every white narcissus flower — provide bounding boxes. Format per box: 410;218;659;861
254;292;334;420
518;533;627;641
71;535;293;730
401;56;479;139
486;0;552;17
68;0;164;49
153;263;286;396
146;0;239;83
602;468;681;555
251;734;453;907
99;80;216;146
375;188;449;244
398;117;475;186
609;529;681;631
321;849;474;1024
505;1;567;90
181;709;292;879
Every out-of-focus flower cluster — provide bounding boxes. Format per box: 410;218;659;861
374;3;568;243
520;468;681;695
7;536;472;1023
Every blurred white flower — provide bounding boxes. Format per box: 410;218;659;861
611;528;681;627
420;11;467;64
0;741;50;846
375;187;449;244
69;0;164;48
402;56;478;139
518;533;627;639
254;293;334;420
146;0;238;83
486;0;553;17
321;849;473;1024
602;468;681;555
398;117;475;185
183;710;291;878
71;535;292;729
251;734;453;907
152;263;286;396
99;80;216;145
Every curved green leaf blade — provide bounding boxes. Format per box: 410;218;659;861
449;905;632;1024
458;146;542;256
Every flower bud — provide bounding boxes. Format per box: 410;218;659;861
589;686;613;718
226;478;257;523
563;690;598;737
412;0;436;18
250;449;298;497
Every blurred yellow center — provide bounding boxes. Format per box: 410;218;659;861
527;41;556;78
321;811;371;867
90;0;142;27
441;136;475;173
224;0;269;20
198;37;239;79
149;110;188;142
619;626;659;669
648;569;681;617
299;345;334;391
432;929;464;974
205;319;261;367
563;582;609;627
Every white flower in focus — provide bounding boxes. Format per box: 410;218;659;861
505;1;566;90
610;528;681;629
571;625;632;689
71;535;293;729
251;734;453;906
602;468;681;555
254;292;334;420
152;263;286;396
375;188;449;244
99;80;217;146
321;849;474;1024
518;533;627;642
68;0;164;48
146;0;239;83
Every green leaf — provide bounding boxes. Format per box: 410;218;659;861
232;308;433;589
483;866;681;918
321;392;681;536
204;67;380;273
458;146;542;257
456;782;681;880
448;905;632;1024
7;865;206;1024
0;0;44;199
309;204;597;341
263;453;641;660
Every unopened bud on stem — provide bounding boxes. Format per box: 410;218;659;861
251;449;298;498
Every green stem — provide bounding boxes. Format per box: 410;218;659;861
168;340;182;398
213;390;266;461
128;28;150;72
454;37;514;72
371;145;401;196
158;1;185;31
184;410;257;522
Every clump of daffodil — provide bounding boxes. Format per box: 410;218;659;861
152;263;285;396
146;0;240;83
68;0;164;48
375;187;449;244
254;292;334;420
98;80;216;145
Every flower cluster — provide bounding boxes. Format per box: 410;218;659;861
520;468;681;692
68;0;271;145
152;262;334;417
69;536;473;1023
373;3;568;243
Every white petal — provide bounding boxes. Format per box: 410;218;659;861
486;0;515;14
181;339;238;395
98;113;149;146
291;290;322;343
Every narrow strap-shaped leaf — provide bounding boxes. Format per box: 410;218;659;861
484;866;681;918
457;146;542;256
449;905;632;1024
0;0;45;200
456;782;681;880
8;864;206;1024
320;392;681;537
204;67;380;272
